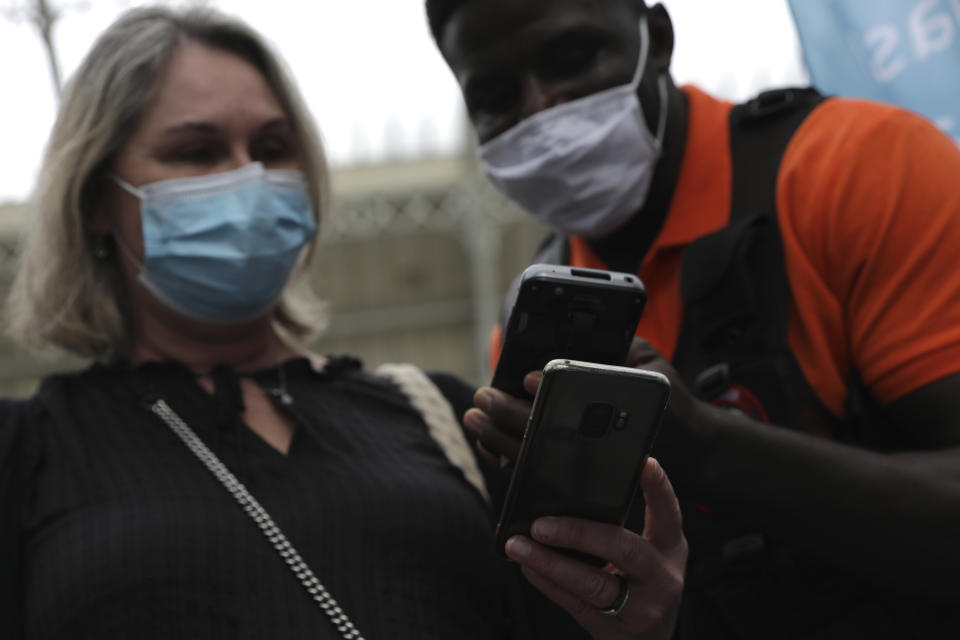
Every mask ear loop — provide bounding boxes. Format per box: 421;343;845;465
653;74;669;147
106;174;147;271
631;16;669;148
112;233;144;269
630;16;652;91
112;174;144;200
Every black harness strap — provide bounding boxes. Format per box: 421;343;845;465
729;88;825;227
672;88;832;434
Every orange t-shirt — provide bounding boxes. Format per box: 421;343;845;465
494;86;960;417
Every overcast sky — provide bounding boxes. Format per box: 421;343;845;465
0;0;807;204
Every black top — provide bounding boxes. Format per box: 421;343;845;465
0;356;583;639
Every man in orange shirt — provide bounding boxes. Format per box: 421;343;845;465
428;0;960;637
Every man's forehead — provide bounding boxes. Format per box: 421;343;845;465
441;0;628;67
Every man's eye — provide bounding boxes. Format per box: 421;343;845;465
467;81;518;118
543;37;601;79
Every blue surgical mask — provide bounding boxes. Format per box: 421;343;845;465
112;162;317;324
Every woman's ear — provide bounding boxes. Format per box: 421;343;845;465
88;210;113;234
85;174;116;234
648;3;675;73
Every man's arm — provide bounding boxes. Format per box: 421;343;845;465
885;372;960;450
466;355;960;604
631;341;960;603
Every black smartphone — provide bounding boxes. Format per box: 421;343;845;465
494;359;670;564
491;264;647;398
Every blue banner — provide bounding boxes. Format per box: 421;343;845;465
788;0;960;143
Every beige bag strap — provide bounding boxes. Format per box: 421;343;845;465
376;363;490;505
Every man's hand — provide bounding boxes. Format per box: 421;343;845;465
625;338;716;484
504;458;687;640
463;372;541;469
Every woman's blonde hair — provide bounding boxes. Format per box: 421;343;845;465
6;5;329;361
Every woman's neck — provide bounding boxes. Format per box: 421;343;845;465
125;307;298;375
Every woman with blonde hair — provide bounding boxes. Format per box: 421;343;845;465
0;6;686;639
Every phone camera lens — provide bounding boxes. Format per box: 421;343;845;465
614;411;630;430
554;286;565;297
580;402;614;438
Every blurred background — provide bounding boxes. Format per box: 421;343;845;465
1;0;954;395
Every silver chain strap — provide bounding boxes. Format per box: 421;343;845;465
149;399;365;640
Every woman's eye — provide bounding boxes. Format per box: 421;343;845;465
253;138;294;163
170;145;221;164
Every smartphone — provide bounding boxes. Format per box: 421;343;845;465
491;264;647;398
494;359;670;564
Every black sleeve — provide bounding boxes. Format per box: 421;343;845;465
0;397;43;640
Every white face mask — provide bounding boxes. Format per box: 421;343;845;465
478;16;668;238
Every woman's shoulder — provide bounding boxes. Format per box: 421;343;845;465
0;394;42;446
282;352;479;427
340;357;477;415
0;364;130;434
0;368;83;434
0;387;51;483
